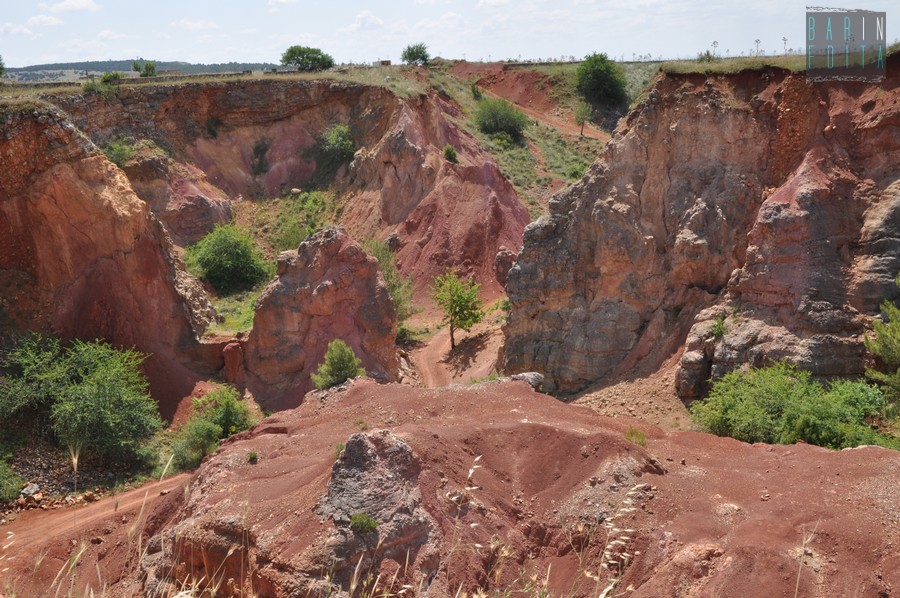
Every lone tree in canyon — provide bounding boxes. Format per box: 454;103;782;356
431;270;484;350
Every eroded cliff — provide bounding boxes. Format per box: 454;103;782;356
503;62;900;396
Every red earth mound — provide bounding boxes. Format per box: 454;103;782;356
3;379;896;596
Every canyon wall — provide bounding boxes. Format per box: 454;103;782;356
503;62;900;396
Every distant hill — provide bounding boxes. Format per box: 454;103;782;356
5;60;279;82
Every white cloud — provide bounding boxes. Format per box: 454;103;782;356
0;22;35;36
268;0;296;4
27;15;64;27
47;0;100;14
478;0;509;6
169;19;219;30
339;11;384;33
97;29;129;40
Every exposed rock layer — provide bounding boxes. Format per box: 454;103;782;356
503;63;900;396
243;227;399;409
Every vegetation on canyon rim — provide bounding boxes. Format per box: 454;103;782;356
280;45;335;72
171;385;255;470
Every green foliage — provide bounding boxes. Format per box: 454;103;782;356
0;461;23;503
206;116;222;138
866;283;900;403
251;138;270;176
625;426;646;447
363;238;416;323
311;339;366;390
0;335;162;462
50;340;163;461
471;83;483;100
576;53;627;107
0;55;5;80
401;43;430;67
443;144;458;163
171;385;254;470
132;60;157;77
247;450;258;464
185;224;271;294
697;50;719;63
431;271;485;350
574;101;592;136
204;288;261;336
474;98;529;142
103;139;134;168
281;45;335;71
691;363;897;450
711;315;727;340
307;124;355;188
82;77;119;99
334;442;345;460
100;71;123;84
350;512;378;534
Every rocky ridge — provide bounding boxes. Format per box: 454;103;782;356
503;63;900;397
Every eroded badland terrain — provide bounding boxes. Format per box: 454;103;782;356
0;54;899;597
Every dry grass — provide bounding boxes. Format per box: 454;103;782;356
661;54;807;75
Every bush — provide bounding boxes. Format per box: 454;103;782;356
401;43;430;67
274;191;332;251
471;83;483;100
0;55;5;80
307;124;355;188
625;426;646;447
443;145;458;163
132;60;156;77
0;334;163;463
103;139;134;168
474;98;529;142
364;238;416;322
251;138;270;176
350;512;378;534
0;462;23;504
311;339;366;390
710;315;726;340
171;385;254;470
690;362;896;449
185;224;270;294
866;277;900;403
431;270;484;350
281;46;335;72
576;53;627;107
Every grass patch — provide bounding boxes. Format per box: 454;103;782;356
470;371;500;384
236;190;338;255
204;285;266;336
661;54;806;75
528;122;601;181
349;512;378;534
625;425;646;447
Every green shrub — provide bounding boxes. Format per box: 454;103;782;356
311;339;366;390
307;124;355;188
100;72;123;84
471;83;483;100
0;462;23;503
334;442;345;460
251;138;270;176
475;98;529;142
247;450;258;464
691;363;896;449
866;277;900;403
171;385;254;470
710;315;727;340
103;139;134;168
0;334;163;463
443;145;458;163
350;512;378;534
576;53;627;107
431;270;484;350
401;43;430;67
363;238;416;322
82;79;119;99
132;60;157;77
625;425;646;447
185;224;270;294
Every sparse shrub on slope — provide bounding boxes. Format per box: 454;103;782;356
171;385;254;470
185;224;271;294
311;339;366;390
103;139;134;168
363;238;416;323
307;124;356;188
691;362;898;450
474;98;529;143
865;275;900;404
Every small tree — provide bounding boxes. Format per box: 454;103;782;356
312;339;366;390
431;271;484;350
866;276;900;403
281;46;335;72
132;60;156;77
576;52;627;107
185;224;270;294
474;98;529;142
401;43;430;66
574;101;592;136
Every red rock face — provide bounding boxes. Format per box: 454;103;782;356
55;81;529;297
504;60;900;396
0;105;215;418
243;227;399;410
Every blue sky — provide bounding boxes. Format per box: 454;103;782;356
1;0;896;67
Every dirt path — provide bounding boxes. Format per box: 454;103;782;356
0;474;189;592
410;319;504;388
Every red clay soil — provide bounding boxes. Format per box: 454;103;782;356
3;380;896;596
450;61;610;141
409;318;505;387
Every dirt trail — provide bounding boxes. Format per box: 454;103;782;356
0;474;189;589
410;320;504;388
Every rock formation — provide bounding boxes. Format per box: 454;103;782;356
503;63;900;396
0;103;215;417
243;227;399;409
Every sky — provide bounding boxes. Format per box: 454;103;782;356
0;0;897;68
